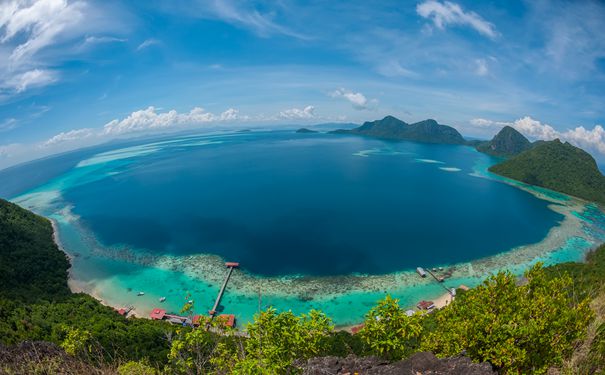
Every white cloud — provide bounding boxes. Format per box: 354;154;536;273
0;118;17;132
206;0;308;40
416;1;498;39
0;0;125;97
43;128;95;147
7;69;58;93
470;116;605;156
102;106;244;135
278;106;315;120
474;59;488;76
136;38;160;51
330;88;376;110
1;0;86;63
84;35;126;45
561;125;605;156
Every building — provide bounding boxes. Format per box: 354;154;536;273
150;308;166;320
416;300;435;310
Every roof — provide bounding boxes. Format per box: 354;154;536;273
458;284;470;291
192;315;202;326
149;308;166;320
351;324;365;334
225;262;240;268
417;300;435;310
217;314;236;328
117;308;127;316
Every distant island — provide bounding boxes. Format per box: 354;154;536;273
476;126;532;157
330;115;466;145
331;115;605;205
296;128;318;133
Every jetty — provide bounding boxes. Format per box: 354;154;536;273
209;262;239;317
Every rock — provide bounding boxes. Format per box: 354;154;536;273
302;352;496;375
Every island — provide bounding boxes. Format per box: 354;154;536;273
489;139;605;204
330;115;466;145
295;127;318;133
328;115;605;205
476;126;532;157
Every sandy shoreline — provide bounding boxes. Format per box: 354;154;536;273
16;138;604;327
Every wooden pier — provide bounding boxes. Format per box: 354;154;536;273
425;268;453;294
209;262;239;317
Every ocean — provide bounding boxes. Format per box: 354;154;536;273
7;130;605;325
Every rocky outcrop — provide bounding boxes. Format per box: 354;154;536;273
302;352;495;375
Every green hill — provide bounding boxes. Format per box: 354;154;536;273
489;139;605;204
476;126;532;157
0;199;70;302
331;116;466;145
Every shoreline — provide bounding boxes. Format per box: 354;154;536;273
16;132;605;326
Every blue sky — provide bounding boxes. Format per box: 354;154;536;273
1;0;605;169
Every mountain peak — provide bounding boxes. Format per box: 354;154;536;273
476;126;532;157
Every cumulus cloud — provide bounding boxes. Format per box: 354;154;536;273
103;106;244;135
330;88;377;110
278;106;315;120
43;128;95;147
416;1;498;39
470;116;605;156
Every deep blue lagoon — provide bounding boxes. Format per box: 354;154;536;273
49;131;563;276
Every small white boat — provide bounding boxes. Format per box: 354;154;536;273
137;291;145;296
159;297;166;302
187;300;193;304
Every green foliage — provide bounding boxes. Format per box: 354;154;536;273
489;139;605;204
0;198;70;302
476;126;532;157
332;115;466;145
238;308;334;373
421;264;592;374
118;360;157;375
545;244;605;301
359;295;423;359
60;326;92;357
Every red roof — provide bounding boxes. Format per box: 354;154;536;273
150;308;166;320
217;314;236;328
117;308;127;316
417;300;435;310
225;262;240;268
192;315;202;326
351;324;365;335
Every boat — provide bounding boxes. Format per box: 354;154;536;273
137;291;145;296
416;267;427;277
159;297;166;302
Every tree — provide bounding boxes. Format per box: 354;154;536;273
421;264;593;374
359;295;423;359
234;308;334;373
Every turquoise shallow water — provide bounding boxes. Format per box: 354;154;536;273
9;130;605;325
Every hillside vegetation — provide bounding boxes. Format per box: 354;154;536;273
1;197;604;374
331;115;466;144
489;139;605;204
476;126;532;157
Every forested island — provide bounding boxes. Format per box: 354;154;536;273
331;115;605;206
2;196;605;373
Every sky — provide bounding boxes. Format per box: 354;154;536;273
1;0;605;169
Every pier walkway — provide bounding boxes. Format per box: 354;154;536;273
209;262;239;317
